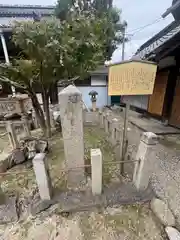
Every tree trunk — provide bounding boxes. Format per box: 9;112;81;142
41;92;46;112
49;82;58;104
30;92;47;135
43;91;51;138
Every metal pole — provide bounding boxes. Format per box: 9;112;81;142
120;102;130;175
0;32;16;96
121;26;126;61
120;24;130;175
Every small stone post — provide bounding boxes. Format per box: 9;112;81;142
104;113;109;134
111;118;119;146
133;132;158;191
6;121;19;149
33;153;52;200
91;149;102;195
21;115;31;137
59;85;85;186
49;109;55;128
99;111;104;129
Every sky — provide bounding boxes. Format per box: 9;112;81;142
112;0;173;61
0;0;174;62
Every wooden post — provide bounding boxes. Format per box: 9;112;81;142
120;102;130;175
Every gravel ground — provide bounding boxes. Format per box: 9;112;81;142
0;204;164;240
108;107;180;224
0;125;165;240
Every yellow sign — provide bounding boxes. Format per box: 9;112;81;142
108;61;157;96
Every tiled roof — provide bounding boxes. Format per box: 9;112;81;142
135;20;180;59
0;4;55;17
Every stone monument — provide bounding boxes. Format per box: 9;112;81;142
59;85;85;186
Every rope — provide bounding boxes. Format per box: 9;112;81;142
0;159;139;177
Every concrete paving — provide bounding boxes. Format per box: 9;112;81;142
129;115;180;135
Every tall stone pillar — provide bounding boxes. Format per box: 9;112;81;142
59;85;84;186
133;132;158;191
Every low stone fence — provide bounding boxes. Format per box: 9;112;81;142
83;109;150;178
83;111;100;126
83;110;124;162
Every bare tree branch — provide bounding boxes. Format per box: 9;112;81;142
0;76;26;89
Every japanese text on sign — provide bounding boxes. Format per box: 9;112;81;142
108;61;157;96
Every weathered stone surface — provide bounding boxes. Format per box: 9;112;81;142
133;132;158;191
59;85;85;186
30;182;153;217
20;137;48;159
31;200;54;216
6;121;19;149
91;149;102;195
165;227;180;240
33;153;52;201
84;112;99;125
151;198;175;226
26;140;36;159
0;197;18;223
0;150;26;173
36;140;48;153
11;149;25;164
0;152;12;173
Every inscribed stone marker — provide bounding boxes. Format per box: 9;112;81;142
59;85;85;186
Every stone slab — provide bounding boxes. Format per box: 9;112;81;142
30;182;154;216
165;227;180;240
130;116;180;135
31;199;55;216
0;197;18;223
151;198;175;226
12;149;25;164
0;150;25;173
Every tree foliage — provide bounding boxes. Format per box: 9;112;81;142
55;0;126;60
0;15;107;136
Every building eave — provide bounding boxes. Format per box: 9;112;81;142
0;4;55;19
135;20;180;60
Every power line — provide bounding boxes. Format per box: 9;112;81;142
125;17;164;36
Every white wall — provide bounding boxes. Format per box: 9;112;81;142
77;86;108;108
0;17;33;25
0;16;50;25
58;86;109;109
91;75;107;86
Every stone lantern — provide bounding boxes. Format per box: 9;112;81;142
89;90;98;111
